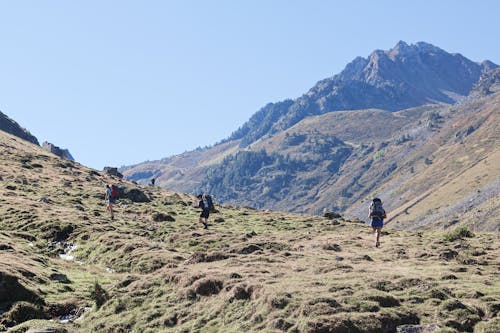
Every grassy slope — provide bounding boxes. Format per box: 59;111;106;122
375;93;500;231
1;131;499;333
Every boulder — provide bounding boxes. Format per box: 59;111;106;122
323;211;342;219
152;213;175;222
122;187;151;203
238;244;262;254
439;249;459;260
49;273;70;283
103;167;123;179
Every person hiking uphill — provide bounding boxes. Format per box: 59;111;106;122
105;184;118;220
196;194;210;229
369;198;386;247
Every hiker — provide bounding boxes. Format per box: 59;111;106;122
150;178;155;187
368;198;386;247
196;194;210;229
105;184;118;220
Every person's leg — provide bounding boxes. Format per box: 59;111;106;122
375;227;381;246
109;203;114;220
199;214;207;228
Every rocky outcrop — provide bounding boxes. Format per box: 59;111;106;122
0;111;39;145
471;67;500;95
103;167;123;179
42;142;74;161
114;186;151;203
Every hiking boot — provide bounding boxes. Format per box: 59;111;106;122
111;215;114;221
375;242;380;247
203;222;208;229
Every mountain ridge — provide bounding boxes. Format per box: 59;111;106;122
227;41;496;146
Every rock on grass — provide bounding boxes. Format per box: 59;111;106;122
152;212;175;222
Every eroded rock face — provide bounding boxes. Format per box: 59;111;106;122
42;142;74;161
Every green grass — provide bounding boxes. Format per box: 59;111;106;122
444;226;475;242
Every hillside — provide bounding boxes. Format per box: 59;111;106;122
121;42;499;231
1;129;499;332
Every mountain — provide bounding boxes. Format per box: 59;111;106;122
1;129;499;332
0;110;39;145
122;42;499;230
227;41;495;146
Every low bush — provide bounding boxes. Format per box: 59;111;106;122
444;226;474;242
90;281;109;308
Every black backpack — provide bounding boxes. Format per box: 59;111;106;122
205;195;215;212
370;198;385;220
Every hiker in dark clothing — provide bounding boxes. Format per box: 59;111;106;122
150;178;155;187
369;198;386;247
197;194;210;229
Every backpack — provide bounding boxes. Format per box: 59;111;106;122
370;198;385;220
111;185;119;199
205;195;215;212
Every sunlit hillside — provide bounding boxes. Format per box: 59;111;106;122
1;130;499;333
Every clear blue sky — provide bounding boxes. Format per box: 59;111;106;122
0;1;498;169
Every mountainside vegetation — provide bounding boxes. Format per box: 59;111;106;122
1;130;499;332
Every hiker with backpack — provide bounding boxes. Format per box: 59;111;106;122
196;194;214;229
105;184;119;220
369;198;386;247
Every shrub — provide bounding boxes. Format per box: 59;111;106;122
444;226;474;242
90;281;109;308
